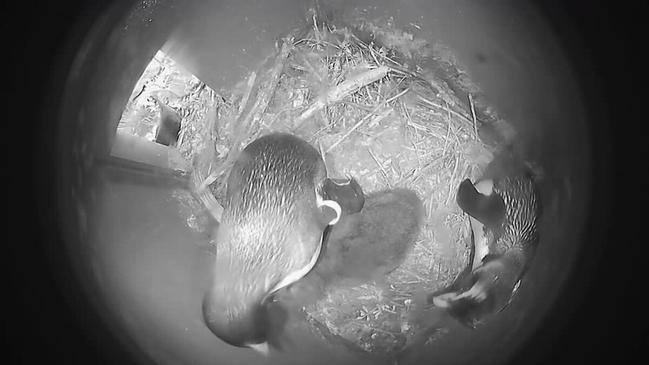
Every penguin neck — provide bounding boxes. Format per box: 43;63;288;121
499;246;527;274
210;234;272;308
207;269;268;320
202;284;268;348
266;227;324;296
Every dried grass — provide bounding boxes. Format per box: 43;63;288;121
183;19;496;356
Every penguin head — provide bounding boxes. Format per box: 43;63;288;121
438;159;540;328
202;285;269;352
202;278;293;355
203;202;333;355
431;256;521;328
320;177;365;216
456;178;506;228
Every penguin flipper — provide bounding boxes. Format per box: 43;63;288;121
427;266;472;304
428;233;475;302
456;179;506;228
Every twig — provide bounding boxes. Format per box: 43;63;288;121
264;106;294;128
399;155;443;185
415;240;436;256
191;169;223;221
294;65;390;128
312;11;321;44
196;41;292;192
368;44;382;66
353;33;402;69
235;71;257;121
237;41;292;135
340;101;376;113
468;93;478;140
318;139;329;176
383;87;411;104
416;94;473;125
325;107;392;154
445;153;460;205
367;147;392;188
442;101;452;156
194;95;219;174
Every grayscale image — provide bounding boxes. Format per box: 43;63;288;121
8;1;642;364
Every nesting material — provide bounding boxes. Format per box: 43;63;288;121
193;22;495;355
118;14;501;358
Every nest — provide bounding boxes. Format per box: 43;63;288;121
196;20;497;355
118;11;504;359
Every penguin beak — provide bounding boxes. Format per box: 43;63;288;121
433;269;491;307
248;342;270;356
431;292;458;308
430;284;487;329
455;281;489;302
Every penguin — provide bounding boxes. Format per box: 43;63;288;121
280;187;425;309
323;188;424;284
150;95;181;147
252;176;367;351
201;133;342;354
430;158;542;329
